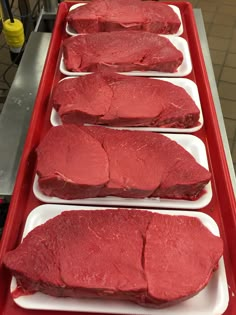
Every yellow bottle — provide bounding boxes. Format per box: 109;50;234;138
3;18;24;53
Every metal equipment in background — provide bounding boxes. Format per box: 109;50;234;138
0;0;45;103
43;0;58;13
1;0;25;64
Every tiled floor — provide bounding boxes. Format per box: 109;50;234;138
197;0;236;172
0;0;235;172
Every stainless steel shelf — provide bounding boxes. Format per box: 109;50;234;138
0;32;51;199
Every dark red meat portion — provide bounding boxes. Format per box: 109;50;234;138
52;72;200;128
67;0;181;35
4;210;223;307
63;31;183;73
36;125;211;200
145;214;223;303
36;125;109;199
53;74;113;125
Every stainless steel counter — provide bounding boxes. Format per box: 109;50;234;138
0;10;235;199
0;32;51;200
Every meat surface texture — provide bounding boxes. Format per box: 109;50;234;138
36;125;211;200
36;125;109;199
4;209;223;307
52;72;200;128
63;31;183;72
67;0;181;35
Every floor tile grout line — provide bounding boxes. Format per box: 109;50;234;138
219;65;236;70
202;6;218;33
221;115;236;121
219;79;236;84
208;34;234;40
220;97;236;102
209;48;236;52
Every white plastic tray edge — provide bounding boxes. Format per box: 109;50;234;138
59;36;192;77
50;77;203;133
10;205;229;315
65;3;184;37
33;134;213;209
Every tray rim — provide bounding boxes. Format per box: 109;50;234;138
65;3;184;37
10;205;229;315
33;132;213;209
50;76;204;133
60;36;192;77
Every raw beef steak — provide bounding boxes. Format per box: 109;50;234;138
36;125;211;200
36;125;109;199
4;209;223;307
63;31;183;72
67;0;181;35
52;72;200;128
145;213;222;303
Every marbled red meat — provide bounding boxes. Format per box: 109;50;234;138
67;0;181;35
36;125;109;199
36;125;211;200
4;210;223;307
63;31;183;72
52;72;200;128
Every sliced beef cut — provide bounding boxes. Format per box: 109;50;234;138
4;209;223;307
36;125;211;200
4;210;151;301
36;125;109;199
94;129;164;198
52;72;200;128
67;0;181;35
145;214;223;304
53;74;113;125
63;31;183;73
84;127;211;200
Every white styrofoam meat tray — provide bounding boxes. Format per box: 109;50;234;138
33;134;212;209
60;36;192;77
50;77;203;133
66;3;184;37
11;205;229;315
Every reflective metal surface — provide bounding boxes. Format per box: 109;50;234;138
34;11;55;32
0;32;51;199
43;0;58;13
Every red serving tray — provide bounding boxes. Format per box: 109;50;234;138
0;2;235;314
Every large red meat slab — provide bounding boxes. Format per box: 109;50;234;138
36;125;211;200
63;31;183;72
52;72;200;128
67;0;181;34
4;209;223;307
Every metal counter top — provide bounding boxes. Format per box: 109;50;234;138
0;10;235;199
0;32;51;199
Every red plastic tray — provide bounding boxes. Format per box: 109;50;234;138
0;2;235;314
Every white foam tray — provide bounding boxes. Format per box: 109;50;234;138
11;205;229;315
33;134;212;209
60;36;192;77
66;3;183;37
50;77;203;133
